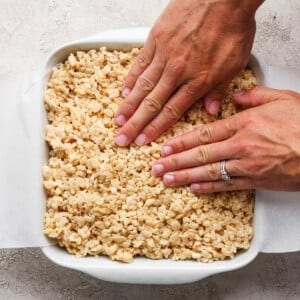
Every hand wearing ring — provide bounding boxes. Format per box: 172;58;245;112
152;86;300;193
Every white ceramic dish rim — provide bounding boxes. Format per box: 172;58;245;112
40;27;267;285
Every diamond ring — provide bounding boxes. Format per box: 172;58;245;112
220;160;231;182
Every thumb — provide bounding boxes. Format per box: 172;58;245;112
204;81;230;115
233;85;284;107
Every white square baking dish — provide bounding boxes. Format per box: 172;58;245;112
0;27;299;285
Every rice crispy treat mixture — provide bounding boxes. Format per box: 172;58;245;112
43;47;256;263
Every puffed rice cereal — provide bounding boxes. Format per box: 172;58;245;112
43;47;256;263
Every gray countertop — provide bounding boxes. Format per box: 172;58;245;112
0;1;299;299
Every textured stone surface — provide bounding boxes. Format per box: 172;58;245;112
0;0;299;299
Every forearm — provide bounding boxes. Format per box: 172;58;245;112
222;0;265;16
248;0;265;12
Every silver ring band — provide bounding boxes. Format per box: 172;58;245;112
220;160;231;182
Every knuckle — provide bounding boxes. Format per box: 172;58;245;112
186;83;200;96
237;141;248;156
185;78;205;97
242;110;258;127
196;146;209;164
137;53;150;69
137;76;154;92
179;170;190;183
169;156;180;170
206;163;220;180
225;117;238;136
143;97;161;114
196;125;213;144
151;27;163;39
238;140;254;157
127;119;139;131
178;136;187;151
229;140;240;155
123;100;136;112
247;161;265;176
144;122;160;138
230;161;247;176
163;104;180;122
166;59;186;77
201;182;215;193
124;73;135;86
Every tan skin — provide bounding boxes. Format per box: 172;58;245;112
115;0;300;193
152;86;300;193
115;0;263;147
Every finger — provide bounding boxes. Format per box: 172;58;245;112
137;81;206;145
161;160;244;187
115;59;184;146
160;116;238;157
152;140;237;176
115;55;164;126
203;97;222;116
122;37;156;97
190;178;253;194
233;85;287;107
204;81;230;115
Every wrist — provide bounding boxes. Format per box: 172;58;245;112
239;0;265;15
222;0;264;28
214;0;264;18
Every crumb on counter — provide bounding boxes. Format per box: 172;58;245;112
43;47;256;263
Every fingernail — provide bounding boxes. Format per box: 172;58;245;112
115;114;126;126
191;183;201;192
163;173;175;185
115;134;128;146
234;91;245;97
122;87;131;98
135;133;147;146
161;145;173;156
152;164;164;175
208;100;221;115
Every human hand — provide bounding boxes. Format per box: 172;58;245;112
152;86;300;193
115;0;263;147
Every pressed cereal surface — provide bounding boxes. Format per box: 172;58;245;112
43;47;256;263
